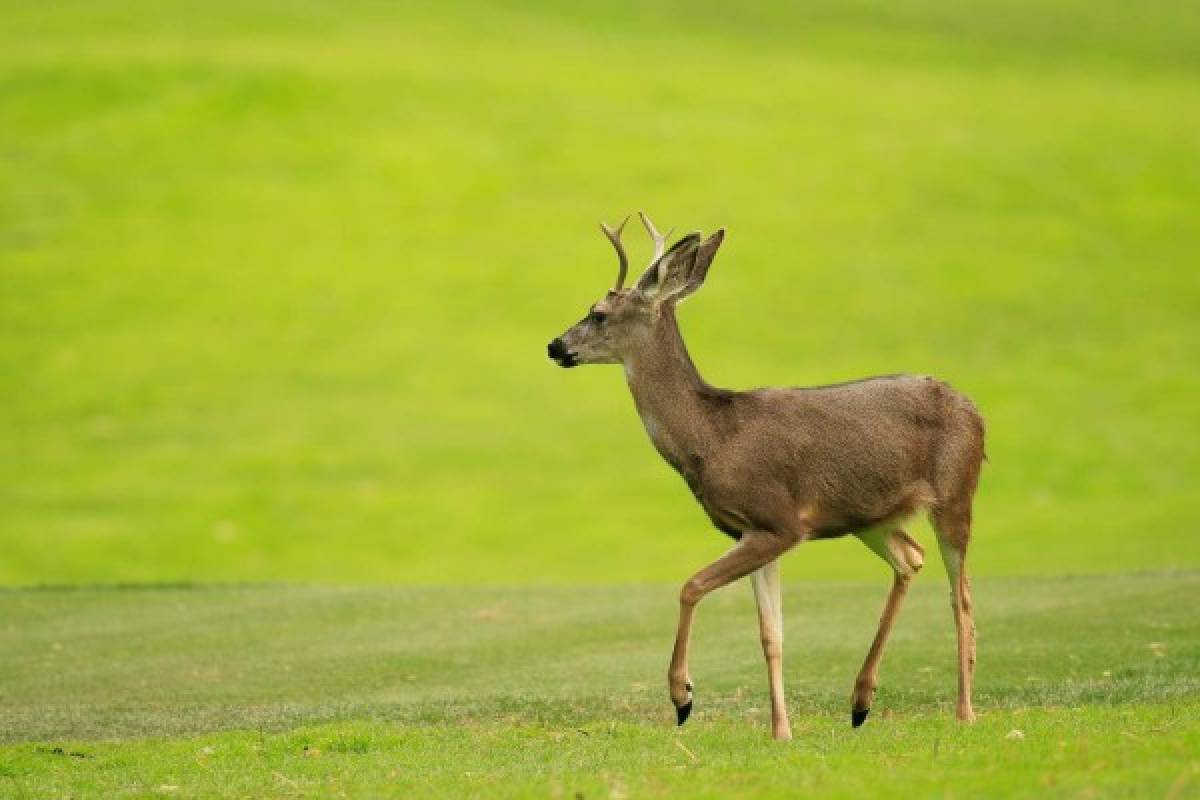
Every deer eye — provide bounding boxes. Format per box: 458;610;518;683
589;310;607;324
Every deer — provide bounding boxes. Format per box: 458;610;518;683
546;212;986;741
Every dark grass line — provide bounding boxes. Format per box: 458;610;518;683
2;569;1197;594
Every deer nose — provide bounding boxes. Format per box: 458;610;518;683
547;338;578;368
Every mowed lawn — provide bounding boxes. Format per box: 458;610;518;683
1;574;1198;797
6;575;1197;800
2;0;1199;585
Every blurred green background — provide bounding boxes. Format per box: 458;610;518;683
2;0;1198;585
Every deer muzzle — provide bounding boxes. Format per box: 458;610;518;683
546;337;578;368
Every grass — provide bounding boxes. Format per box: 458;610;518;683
2;0;1199;585
1;573;1198;796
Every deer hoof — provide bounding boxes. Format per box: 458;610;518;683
851;708;870;728
676;700;693;726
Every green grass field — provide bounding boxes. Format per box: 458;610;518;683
2;0;1199;796
3;574;1198;797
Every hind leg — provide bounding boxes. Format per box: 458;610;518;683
932;507;976;722
850;525;925;727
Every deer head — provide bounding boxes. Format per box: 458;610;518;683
547;212;726;368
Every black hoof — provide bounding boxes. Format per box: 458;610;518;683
851;708;870;728
676;701;693;726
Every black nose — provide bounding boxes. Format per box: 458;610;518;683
547;337;578;368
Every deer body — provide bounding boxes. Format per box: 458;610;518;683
548;214;984;740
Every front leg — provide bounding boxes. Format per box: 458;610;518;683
751;559;791;740
668;530;802;730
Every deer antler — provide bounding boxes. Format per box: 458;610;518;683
638;211;674;268
600;216;630;290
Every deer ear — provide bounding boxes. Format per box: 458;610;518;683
638;229;725;304
635;232;701;297
634;262;661;294
687;229;725;291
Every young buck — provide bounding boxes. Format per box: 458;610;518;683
547;213;985;740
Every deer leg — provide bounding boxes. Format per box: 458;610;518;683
939;541;976;721
669;530;801;729
850;574;910;727
750;559;791;740
933;512;976;722
850;526;924;727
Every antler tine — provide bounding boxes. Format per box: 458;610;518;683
638;210;675;267
600;215;631;290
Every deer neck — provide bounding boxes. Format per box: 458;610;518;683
621;306;725;481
